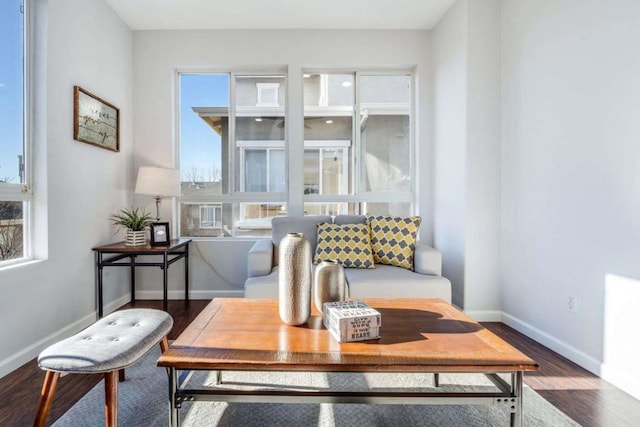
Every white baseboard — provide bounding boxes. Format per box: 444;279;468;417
134;289;244;300
463;310;503;322
501;311;603;376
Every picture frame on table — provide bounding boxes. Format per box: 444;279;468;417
150;222;170;246
73;86;120;152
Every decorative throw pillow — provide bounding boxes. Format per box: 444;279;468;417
367;215;422;270
314;223;375;269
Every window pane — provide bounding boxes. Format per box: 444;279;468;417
235;75;286;192
180;74;228;194
303;202;353;216
268;149;285;192
363;202;411;218
0;0;25;184
244;149;267;192
303;150;319;195
360;75;411;192
304;74;354;107
321;149;345;195
0;201;24;262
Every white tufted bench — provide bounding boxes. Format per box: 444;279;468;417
34;309;173;427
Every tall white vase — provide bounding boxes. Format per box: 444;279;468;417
278;232;312;325
313;260;346;312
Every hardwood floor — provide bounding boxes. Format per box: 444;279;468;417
1;300;639;426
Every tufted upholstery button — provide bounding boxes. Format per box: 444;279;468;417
84;337;92;341
112;338;119;342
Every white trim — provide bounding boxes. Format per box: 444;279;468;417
236;105;284;117
237;140;285;148
502;311;603;375
304;106;354;117
361;102;411;115
304;140;351;148
463;310;503;322
134;289;244;299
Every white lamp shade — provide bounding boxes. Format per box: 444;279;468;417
134;166;181;197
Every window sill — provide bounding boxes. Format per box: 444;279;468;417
0;257;44;272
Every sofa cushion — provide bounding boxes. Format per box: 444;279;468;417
367;215;421;270
314;222;375;269
344;264;451;302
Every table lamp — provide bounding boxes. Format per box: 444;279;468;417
134;166;181;221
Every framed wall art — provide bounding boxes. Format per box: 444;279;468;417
73;86;120;152
150;222;171;246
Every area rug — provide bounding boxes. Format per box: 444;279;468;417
53;347;580;426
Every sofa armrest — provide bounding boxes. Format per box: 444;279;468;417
247;239;274;278
413;242;442;276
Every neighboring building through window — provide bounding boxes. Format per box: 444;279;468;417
178;70;414;237
0;0;31;264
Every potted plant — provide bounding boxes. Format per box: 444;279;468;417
110;207;154;246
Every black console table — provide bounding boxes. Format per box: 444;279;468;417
93;238;191;317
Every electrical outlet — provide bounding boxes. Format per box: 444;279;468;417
567;296;577;313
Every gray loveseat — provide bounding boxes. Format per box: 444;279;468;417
244;215;452;303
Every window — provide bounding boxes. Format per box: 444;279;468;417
179;73;286;237
199;205;222;229
0;0;31;264
178;70;414;238
302;72;413;217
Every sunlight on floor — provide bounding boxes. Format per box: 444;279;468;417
603;273;640;400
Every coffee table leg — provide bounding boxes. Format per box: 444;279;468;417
169;367;180;427
510;371;523;427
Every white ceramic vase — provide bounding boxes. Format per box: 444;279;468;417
278;232;312;325
313;259;346;312
125;229;147;247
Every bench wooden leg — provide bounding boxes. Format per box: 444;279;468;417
33;371;60;427
104;371;118;427
160;336;169;353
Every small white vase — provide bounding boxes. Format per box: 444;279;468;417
313;259;346;312
125;229;147;246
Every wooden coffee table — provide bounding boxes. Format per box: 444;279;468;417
158;298;538;427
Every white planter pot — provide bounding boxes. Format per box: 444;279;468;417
125;229;147;246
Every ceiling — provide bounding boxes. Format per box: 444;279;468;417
105;0;456;31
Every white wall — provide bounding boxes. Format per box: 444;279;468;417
432;0;468;308
0;0;133;378
131;30;435;297
500;0;640;399
432;0;501;314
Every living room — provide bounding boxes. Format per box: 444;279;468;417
1;0;639;425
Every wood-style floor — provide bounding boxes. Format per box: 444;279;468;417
1;300;639;426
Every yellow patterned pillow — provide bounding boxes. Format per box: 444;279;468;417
314;223;375;269
367;215;421;270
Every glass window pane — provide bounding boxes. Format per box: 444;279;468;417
181;202;285;237
303;150;319;195
362;202;411;218
244;149;267;192
0;0;25;184
180;74;229;194
0;201;24;262
235;75;286;192
303;202;354;216
268;149;285;192
359;75;411;192
321;149;345;195
303;73;354;107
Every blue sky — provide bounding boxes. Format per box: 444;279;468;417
0;0;23;184
180;74;228;182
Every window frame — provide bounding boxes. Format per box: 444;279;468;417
0;0;33;266
199;205;222;229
